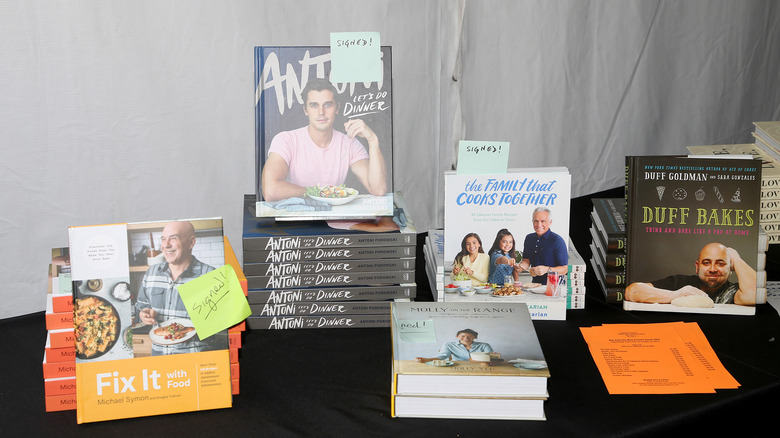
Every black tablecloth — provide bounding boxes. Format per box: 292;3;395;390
2;188;779;437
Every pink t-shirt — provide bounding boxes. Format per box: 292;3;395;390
268;126;369;188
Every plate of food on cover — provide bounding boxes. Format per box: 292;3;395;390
521;282;546;294
425;360;455;367
306;184;359;205
510;359;548;370
474;284;493;294
491;284;524;297
149;318;198;345
74;295;120;359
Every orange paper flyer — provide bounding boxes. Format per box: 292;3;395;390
581;322;738;394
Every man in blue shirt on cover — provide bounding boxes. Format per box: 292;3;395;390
415;329;493;362
518;207;568;284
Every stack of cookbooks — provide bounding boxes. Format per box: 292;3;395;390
390;301;549;420
43;235;247;416
686;139;780;246
567;243;588;309
751;122;780;245
224;237;248;395
589;198;627;304
423;229;445;302
249;45;419;329
43;248;77;412
242;193;418;330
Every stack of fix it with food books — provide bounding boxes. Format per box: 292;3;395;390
623;155;767;316
43;247;77;412
242;193;417;330
441;167;581;319
390;301;549;420
43;220;246;422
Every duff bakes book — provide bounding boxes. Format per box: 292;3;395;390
255;46;394;220
68;218;232;423
624;155;761;316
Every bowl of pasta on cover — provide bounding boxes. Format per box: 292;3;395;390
306;185;359;205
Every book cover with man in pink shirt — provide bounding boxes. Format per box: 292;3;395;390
254;46;394;221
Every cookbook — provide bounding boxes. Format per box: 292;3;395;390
442;168;571;319
255;46;394;220
68;218;232;423
391;301;549;420
624;155;761;315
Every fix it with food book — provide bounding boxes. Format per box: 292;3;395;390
68;218;232;423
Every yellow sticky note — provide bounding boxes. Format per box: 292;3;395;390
178;265;251;340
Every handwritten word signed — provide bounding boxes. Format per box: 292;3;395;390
192;270;228;320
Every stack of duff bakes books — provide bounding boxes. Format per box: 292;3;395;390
43;239;247;414
589;198;628;304
242;193;418;329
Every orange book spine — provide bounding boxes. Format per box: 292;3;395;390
45;393;77;412
45;345;76;364
230;362;240;379
229;320;246;333
229;347;239;363
42;359;76;380
224;236;248;296
50;294;74;313
48;328;75;349
231;378;240;395
229;331;242;349
45;311;74;331
44;376;77;397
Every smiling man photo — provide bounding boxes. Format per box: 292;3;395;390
134;220;227;355
261;78;387;202
625;242;757;305
518;206;568;284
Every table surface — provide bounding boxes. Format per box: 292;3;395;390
3;188;779;437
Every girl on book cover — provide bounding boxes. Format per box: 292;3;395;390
487;229;522;285
451;233;490;286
